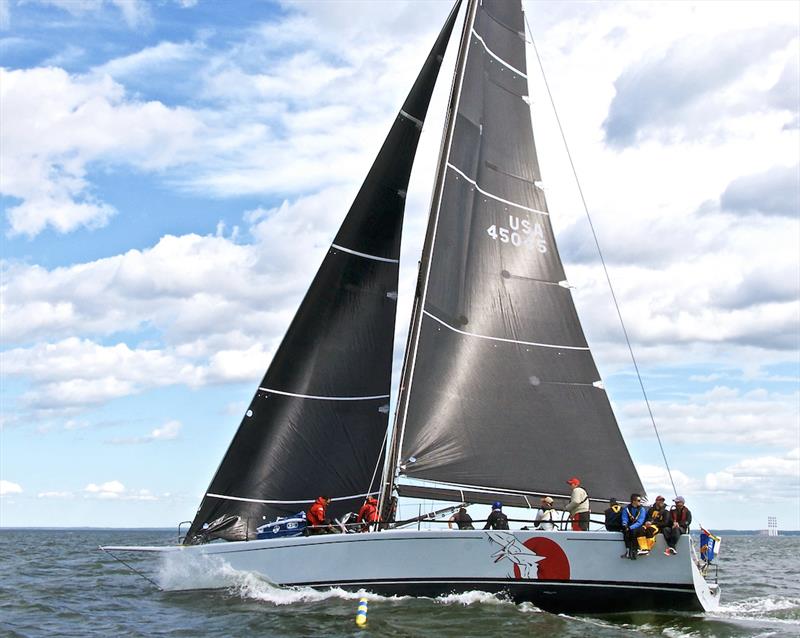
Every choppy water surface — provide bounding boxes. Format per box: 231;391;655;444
1;530;797;637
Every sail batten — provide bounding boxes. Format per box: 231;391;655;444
446;163;549;215
205;491;378;506
258;388;391;401
330;244;401;263
423;309;591;350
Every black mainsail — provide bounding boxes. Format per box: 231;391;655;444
186;2;462;543
388;0;644;512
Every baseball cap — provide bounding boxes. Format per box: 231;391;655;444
566;477;581;486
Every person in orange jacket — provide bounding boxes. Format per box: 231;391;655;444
306;496;332;534
356;497;380;532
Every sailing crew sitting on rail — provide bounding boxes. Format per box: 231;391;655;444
663;496;692;556
306;495;332;534
483;502;510;530
535;496;557;531
604;498;623;531
356;497;379;532
448;507;475;530
646;495;670;533
565;477;590;531
621;493;647;560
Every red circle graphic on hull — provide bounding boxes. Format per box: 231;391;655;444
512;537;570;580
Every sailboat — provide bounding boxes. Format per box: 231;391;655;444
104;0;721;613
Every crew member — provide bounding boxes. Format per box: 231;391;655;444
632;495;668;553
621;493;647;560
565;477;590;531
483;501;509;530
448;507;474;530
604;498;623;531
535;496;556;531
663;496;692;555
356;496;379;532
646;495;670;533
306;495;332;535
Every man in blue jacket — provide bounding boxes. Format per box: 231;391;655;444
621;493;647;560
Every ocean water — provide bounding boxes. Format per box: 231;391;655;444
1;530;798;637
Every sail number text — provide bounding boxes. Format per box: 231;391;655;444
486;215;547;253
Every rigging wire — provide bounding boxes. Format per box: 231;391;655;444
99;547;163;591
365;427;389;501
524;13;678;498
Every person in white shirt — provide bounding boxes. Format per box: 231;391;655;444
534;496;557;530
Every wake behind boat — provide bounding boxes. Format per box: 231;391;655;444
104;0;721;613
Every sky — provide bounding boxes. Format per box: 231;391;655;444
0;0;798;532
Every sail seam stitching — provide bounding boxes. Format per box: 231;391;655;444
422;310;589;350
330;243;399;263
399;109;424;129
447;163;549;215
259;387;390;401
471;30;527;78
206;491;379;505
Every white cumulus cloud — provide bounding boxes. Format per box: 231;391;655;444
108;420;183;444
704;448;799;499
0;67;201;237
0;480;23;496
83;479;156;500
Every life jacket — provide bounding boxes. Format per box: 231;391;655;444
623;505;645;529
357;498;379;525
453;511;475;530
488;510;509;530
306;497;328;527
648;506;669;528
670;506;690;528
604;504;622;530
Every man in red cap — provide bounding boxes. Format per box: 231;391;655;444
565;477;589;531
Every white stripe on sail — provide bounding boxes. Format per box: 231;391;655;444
447;163;548;216
422;310;589;351
399;109;423;128
331;243;399;264
399;478;609;504
471;30;527;78
206;491;379;505
259;387;391;401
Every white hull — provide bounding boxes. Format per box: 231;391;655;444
106;529;720;613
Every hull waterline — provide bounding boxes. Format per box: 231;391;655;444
104;529;720;613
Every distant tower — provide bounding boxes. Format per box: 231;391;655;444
767;516;779;537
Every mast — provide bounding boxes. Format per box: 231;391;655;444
380;0;480;515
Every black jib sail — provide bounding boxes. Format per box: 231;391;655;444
185;1;462;544
390;0;644;512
